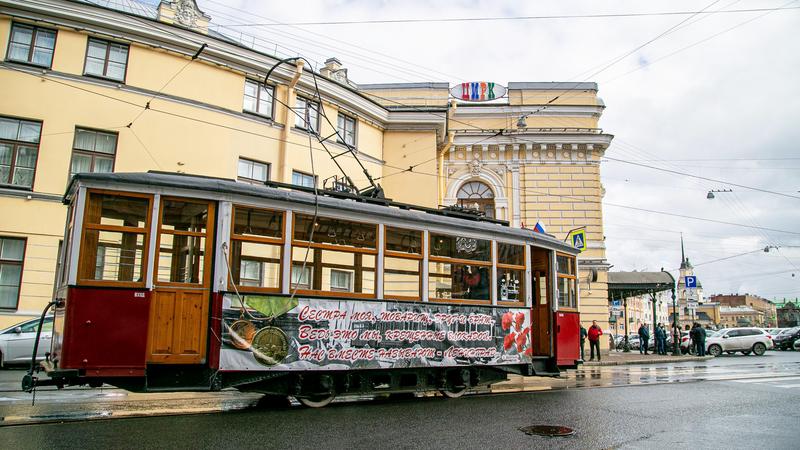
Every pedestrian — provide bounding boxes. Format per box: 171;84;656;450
697;324;706;357
638;322;650;355
690;323;703;356
654;323;665;355
580;324;588;361
588;320;603;361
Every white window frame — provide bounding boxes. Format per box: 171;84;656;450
295;97;320;134
243;79;275;118
237;158;270;184
336;113;356;148
330;268;353;292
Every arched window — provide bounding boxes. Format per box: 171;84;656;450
457;181;495;218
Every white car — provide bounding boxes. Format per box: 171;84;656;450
0;316;53;367
706;327;773;357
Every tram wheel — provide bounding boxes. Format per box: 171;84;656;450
440;387;466;398
298;394;336;408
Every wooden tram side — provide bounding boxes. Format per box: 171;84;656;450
31;172;581;402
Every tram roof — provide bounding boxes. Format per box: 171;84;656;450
67;171;578;254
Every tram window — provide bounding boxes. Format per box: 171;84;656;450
384;227;422;300
294;214;376;249
78;192;150;285
157;234;205;284
155;199;213;285
429;233;490;262
428;262;491;301
385;227;421;254
498;243;524;266
557;253;577;309
290;247;375;296
384;256;421;299
229;206;283;291
497;243;525;303
161;200;208;233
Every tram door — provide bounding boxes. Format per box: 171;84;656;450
147;198;215;364
530;248;551;356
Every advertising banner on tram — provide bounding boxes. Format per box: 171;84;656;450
219;295;534;371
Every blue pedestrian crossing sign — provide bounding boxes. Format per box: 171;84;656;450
685;276;697;288
568;229;587;252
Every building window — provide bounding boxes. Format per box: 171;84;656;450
457;181;495;218
0;116;41;189
291;265;311;290
7;23;56;68
337;114;356;147
243;80;274;117
71;128;117;176
330;269;353;292
84;38;128;82
292;170;316;188
0;237;25;309
295;97;319;133
237;158;269;184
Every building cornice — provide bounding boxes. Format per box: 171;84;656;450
454;104;605;119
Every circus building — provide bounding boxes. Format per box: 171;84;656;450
0;0;612;334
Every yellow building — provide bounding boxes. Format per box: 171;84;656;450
0;0;612;329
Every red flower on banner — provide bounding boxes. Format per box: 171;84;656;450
524;347;533;356
514;312;525;330
503;333;516;350
515;329;529;352
501;312;513;331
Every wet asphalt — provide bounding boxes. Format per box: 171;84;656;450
0;351;798;449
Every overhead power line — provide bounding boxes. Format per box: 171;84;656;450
219;6;800;27
603;156;800;200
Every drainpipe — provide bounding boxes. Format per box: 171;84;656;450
437;100;457;205
278;59;305;182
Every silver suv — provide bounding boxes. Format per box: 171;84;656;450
706;328;773;357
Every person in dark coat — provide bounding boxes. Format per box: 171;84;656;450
638;322;650;355
654;323;665;355
696;324;706;357
580;325;588;361
690;323;704;356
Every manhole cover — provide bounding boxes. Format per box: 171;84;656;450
519;425;575;437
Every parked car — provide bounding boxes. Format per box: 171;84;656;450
0;316;53;367
706;327;773;357
794;338;800;351
772;326;800;350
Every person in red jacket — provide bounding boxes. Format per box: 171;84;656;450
587;320;603;361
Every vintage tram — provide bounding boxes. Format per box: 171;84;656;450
24;172;581;407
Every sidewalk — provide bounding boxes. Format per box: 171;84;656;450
582;351;713;366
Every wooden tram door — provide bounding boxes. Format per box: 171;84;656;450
530;248;551;356
147;198;215;364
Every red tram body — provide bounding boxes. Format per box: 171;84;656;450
30;172;581;405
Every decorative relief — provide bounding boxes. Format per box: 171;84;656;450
492;165;507;176
469;159;483;176
174;0;201;27
447;167;458;177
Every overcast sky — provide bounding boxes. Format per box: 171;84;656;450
198;0;800;302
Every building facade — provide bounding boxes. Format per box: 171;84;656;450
719;305;764;328
0;0;612;329
775;301;800;328
709;294;777;327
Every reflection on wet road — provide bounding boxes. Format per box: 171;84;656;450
1;353;799;426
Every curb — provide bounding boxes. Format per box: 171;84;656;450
582;356;714;366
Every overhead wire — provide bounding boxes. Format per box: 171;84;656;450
215;5;800;27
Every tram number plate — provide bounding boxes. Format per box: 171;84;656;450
134;292;146;298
